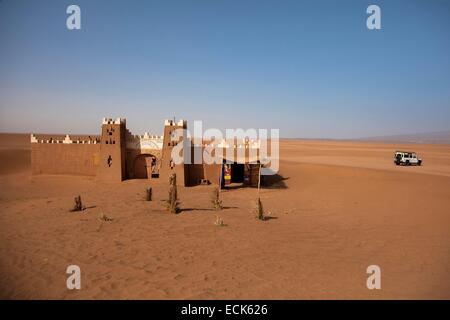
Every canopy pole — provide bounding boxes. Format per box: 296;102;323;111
218;162;223;191
257;163;262;196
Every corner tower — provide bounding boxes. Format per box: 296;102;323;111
97;118;127;182
160;119;188;185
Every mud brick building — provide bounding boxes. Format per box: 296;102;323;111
31;118;263;187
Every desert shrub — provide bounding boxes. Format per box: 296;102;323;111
210;187;223;210
146;187;152;201
70;195;85;212
255;197;266;221
166;173;180;213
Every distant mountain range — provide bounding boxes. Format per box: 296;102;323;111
359;130;450;144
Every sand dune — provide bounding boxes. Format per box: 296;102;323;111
0;134;31;175
360;130;450;144
0;134;449;299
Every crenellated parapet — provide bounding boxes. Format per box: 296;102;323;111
164;119;187;128
200;138;261;149
125;129;164;150
31;134;38;143
30;133;100;144
102;117;126;125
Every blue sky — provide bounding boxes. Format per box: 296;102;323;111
0;0;449;138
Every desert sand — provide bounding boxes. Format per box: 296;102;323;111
0;134;449;299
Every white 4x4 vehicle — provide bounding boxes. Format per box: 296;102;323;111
394;151;422;166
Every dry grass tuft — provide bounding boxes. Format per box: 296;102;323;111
255;197;266;221
210;187;223;210
166;173;180;213
99;212;113;222
214;215;225;227
70;195;86;212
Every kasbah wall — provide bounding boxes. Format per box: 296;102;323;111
31;118;263;187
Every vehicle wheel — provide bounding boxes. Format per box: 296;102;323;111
418;160;422;166
395;161;400;166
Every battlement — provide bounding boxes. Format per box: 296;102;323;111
131;132;164;140
125;129;163;140
198;138;261;149
125;129;164;150
30;134;100;144
102;117;126;125
164;119;187;127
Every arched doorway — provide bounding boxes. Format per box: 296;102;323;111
134;154;157;179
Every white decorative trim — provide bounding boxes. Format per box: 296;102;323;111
102;117;126;125
31;134;38;143
63;134;72;144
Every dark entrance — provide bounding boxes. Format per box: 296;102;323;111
134;154;157;179
230;163;244;183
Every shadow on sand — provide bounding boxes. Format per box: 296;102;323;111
180;206;238;213
262;174;289;189
221;174;289;190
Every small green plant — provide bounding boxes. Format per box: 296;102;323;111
70;195;86;212
214;215;225;227
166;173;180;213
255;197;266;221
210;187;223;210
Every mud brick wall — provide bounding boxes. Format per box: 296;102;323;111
31;143;100;176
